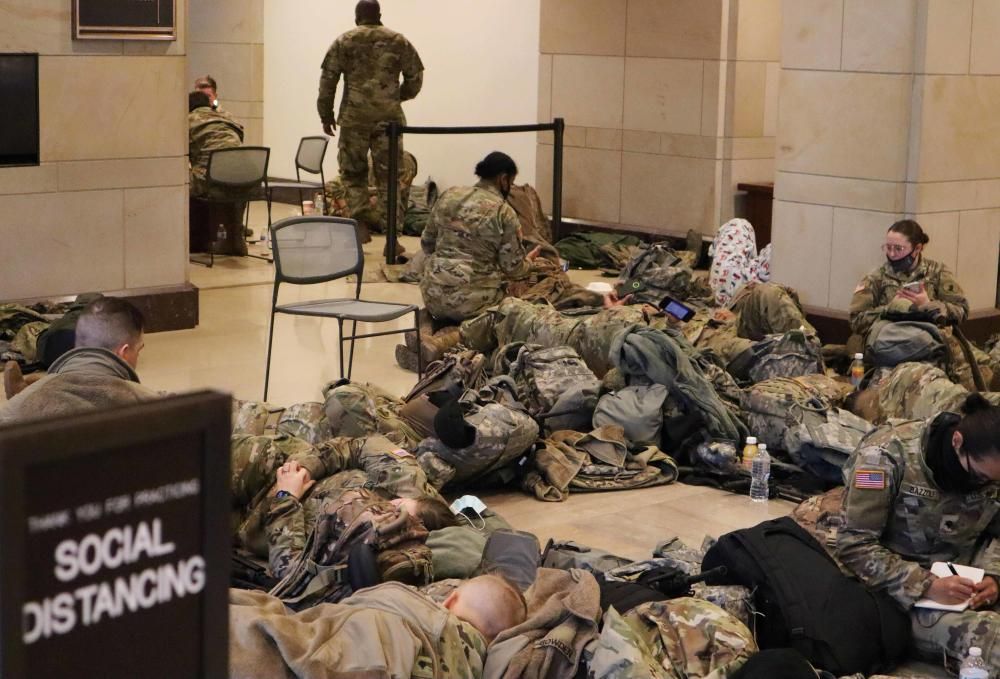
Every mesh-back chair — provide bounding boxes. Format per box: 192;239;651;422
192;146;271;267
263;215;420;399
265;136;329;224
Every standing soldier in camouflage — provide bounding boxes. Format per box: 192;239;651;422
188;90;244;199
420;151;540;323
793;393;1000;673
317;0;423;236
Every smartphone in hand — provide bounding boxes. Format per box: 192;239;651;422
660;295;695;322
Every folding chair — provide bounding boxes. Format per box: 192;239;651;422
190;146;271;267
265;136;328;225
263;215;420;400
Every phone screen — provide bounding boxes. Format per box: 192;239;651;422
661;297;694;321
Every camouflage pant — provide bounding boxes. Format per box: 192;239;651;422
421;279;506;324
338;122;404;229
695;283;815;365
912;605;1000;671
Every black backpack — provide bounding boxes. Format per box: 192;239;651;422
701;517;910;676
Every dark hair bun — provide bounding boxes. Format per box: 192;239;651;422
474;151;518;180
962;392;992;415
888;219;929;246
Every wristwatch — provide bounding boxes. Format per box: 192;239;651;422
274;490;294;501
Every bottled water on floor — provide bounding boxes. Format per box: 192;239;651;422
959;646;989;679
750;446;771;503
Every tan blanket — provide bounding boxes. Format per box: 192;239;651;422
485;568;602;679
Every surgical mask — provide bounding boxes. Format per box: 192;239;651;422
887;252;916;273
450;495;487;530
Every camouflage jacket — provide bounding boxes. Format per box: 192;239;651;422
232;433;442;559
849;258;968;337
587;597;756;679
871;362;971;424
317;21;423;127
833;416;1000;608
188;105;244;182
229;585;486;679
420;182;531;317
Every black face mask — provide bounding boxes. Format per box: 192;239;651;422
887;252;917;273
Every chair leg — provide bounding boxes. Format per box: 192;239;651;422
347;320;358;381
413;310;423;378
337;318;346;380
264;310;277;400
266;191;273;227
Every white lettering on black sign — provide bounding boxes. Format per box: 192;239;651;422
22;478;204;644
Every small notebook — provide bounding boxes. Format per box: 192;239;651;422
914;562;985;612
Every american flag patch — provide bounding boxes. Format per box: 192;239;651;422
854;469;886;490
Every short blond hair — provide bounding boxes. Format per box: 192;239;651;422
458;574;527;641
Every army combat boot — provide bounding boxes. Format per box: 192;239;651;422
395;344;420;373
4;361;26;399
404;308;437;354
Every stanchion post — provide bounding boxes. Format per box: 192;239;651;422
386;121;400;264
552;117;565;242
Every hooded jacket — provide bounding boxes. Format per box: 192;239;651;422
0;347;158;426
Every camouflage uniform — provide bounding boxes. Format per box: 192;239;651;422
850;258;968;337
323;150;417;224
420;182;531;322
684;283;816;366
188;105;245;199
794;417;1000;671
587;597;756;679
866;362;1000;425
317;20;422;229
231;433;441;562
849;258;993;389
461;299;658;379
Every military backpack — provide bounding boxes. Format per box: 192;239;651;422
507;343;600;431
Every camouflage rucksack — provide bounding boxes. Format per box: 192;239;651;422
415;390;539;489
323;380;421;446
507;343;600;431
398;350;487;440
730;329;825;384
742;375;850;452
269;490;432;610
742;375;870;483
615;243;711;305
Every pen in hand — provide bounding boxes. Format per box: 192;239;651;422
947;563;959;577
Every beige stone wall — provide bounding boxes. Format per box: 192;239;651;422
187;0;264;145
0;0;189;301
536;0;780;236
773;0;1000;314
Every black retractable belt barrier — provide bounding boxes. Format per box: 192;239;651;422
384;118;565;264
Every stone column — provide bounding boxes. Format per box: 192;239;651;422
772;0;1000;318
536;0;781;237
187;0;264;145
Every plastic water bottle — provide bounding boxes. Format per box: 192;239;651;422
850;353;865;389
959;647;990;679
314;191;326;216
750;445;770;503
742;436;758;470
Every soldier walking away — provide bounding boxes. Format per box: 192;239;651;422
317;0;423;240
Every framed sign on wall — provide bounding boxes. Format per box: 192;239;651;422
74;0;176;41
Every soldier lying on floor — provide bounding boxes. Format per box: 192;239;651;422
458;281;820;384
230;574;527;679
230;429;456;606
846;360;1000;426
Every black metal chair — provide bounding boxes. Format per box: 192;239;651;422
265;136;328;225
190;146;271;267
263;215;421;400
